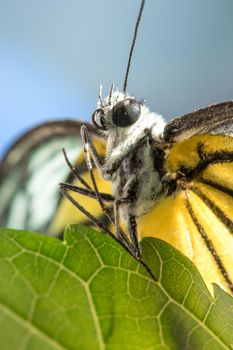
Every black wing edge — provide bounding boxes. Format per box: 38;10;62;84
0;119;97;181
164;101;233;143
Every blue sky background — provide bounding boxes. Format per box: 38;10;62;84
0;0;233;156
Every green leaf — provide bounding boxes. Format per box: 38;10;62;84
0;225;232;350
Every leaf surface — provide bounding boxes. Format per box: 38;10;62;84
0;225;232;349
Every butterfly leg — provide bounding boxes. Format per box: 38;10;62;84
62;143;134;254
60;183;114;236
78;129;134;247
114;198;141;259
80;125;143;258
59;182;114;202
60;183;136;256
80;125;106;177
63;128;116;225
127;214;141;259
62;148;92;190
114;200;140;257
80;130;117;224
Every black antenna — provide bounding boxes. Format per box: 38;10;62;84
123;0;145;92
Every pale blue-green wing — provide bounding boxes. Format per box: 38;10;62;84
0;120;97;234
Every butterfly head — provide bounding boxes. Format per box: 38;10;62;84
92;85;149;133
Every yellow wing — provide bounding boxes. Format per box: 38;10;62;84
138;134;233;294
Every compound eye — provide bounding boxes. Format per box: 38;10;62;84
92;108;107;130
112;99;141;127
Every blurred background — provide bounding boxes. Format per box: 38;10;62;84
0;0;233;156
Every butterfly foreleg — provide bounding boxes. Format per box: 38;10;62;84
59;183;134;255
60;183;137;258
62;147;92;190
80;127;118;226
114;197;141;259
59;182;114;202
80;125;106;176
127;214;140;259
59;183;114;236
80;127;133;238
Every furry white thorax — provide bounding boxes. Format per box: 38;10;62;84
96;90;167;219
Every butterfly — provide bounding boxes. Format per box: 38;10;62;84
0;0;233;296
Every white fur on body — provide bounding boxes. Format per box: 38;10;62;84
97;91;166;220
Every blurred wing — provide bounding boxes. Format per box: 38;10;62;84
138;134;233;294
164;101;233;143
0;120;110;235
